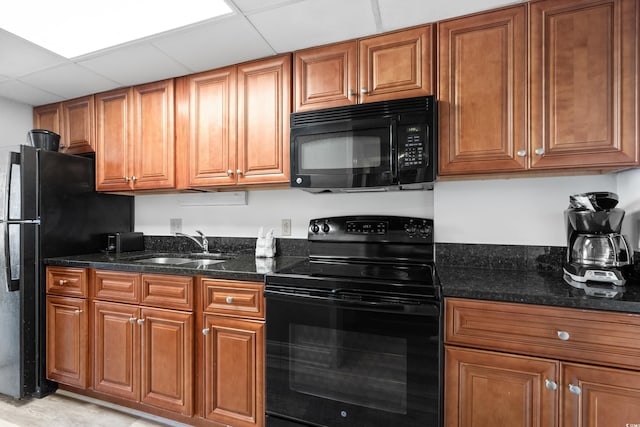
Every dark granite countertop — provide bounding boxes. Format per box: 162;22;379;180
45;251;306;283
438;266;640;314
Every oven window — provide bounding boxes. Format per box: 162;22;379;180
289;324;407;414
299;133;382;171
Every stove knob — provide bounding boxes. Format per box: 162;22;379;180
322;223;330;233
311;223;320;233
419;226;432;237
406;224;417;235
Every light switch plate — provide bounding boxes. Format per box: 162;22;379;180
281;218;291;236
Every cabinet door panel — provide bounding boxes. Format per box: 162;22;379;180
359;25;434;103
237;54;291;186
563;363;640;427
140;308;193;415
96;88;133;191
33;103;61;135
204;315;264;427
181;68;237;187
46;296;89;388
438;5;527;175
133;79;175;189
445;346;558;427
294;41;357;112
530;0;638;169
93;301;139;400
61;95;94;154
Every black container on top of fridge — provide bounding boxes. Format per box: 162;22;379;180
0;145;134;399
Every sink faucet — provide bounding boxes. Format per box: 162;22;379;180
175;230;209;254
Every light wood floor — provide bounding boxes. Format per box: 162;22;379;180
0;391;190;427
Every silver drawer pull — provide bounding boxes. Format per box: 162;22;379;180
557;330;570;341
569;384;582;395
516;150;526;157
202;328;210;336
58;279;68;285
225;296;234;304
535;148;545;155
129;317;137;324
137;318;145;325
74;309;83;314
545;379;558;391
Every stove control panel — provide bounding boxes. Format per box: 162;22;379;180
308;215;434;243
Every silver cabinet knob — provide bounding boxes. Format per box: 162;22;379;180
137;318;145;325
74;309;83;314
202;328;210;336
535;148;545;155
545;379;558;391
225;296;234;304
129;317;137;324
516;150;526;157
349;89;356;96
58;279;68;286
123;176;130;182
131;176;137;182
236;169;243;176
360;87;369;95
227;169;233;176
557;330;570;341
569;384;582;395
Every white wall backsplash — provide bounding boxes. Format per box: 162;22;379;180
617;168;640;250
135;189;435;238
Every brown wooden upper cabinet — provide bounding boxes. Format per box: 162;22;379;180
177;54;291;190
33;95;95;154
439;0;638;176
294;25;434;112
95;79;175;191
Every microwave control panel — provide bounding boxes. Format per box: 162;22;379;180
397;125;428;170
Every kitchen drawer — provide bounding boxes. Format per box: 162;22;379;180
93;270;140;303
445;298;640;370
201;279;264;319
141;273;193;310
46;266;88;297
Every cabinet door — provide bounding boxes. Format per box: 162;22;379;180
203;315;264;427
46;296;89;388
438;5;527;175
358;25;434;103
33;103;61;135
177;67;237;188
93;301;139;400
132;79;176;190
61;95;94;154
95;87;134;191
445;346;558;427
293;41;357;112
530;0;638;169
237;54;291;186
563;363;640;427
139;307;193;415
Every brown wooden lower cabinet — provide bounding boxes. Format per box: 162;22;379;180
46;295;89;389
93;300;194;415
445;298;640;427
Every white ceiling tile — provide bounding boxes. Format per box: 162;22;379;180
248;0;378;52
378;0;525;30
152;16;276;72
79;43;191;86
0;79;64;106
0;30;67;78
229;0;306;13
19;63;120;100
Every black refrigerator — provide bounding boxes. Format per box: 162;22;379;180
0;145;134;398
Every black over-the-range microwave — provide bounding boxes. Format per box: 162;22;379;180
290;96;437;192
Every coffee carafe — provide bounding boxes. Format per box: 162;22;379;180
563;192;633;296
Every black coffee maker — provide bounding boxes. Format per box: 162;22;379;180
563;192;633;297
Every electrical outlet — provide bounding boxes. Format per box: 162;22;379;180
281;218;291;236
170;218;183;234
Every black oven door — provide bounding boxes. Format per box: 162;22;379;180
265;287;442;427
290;117;396;190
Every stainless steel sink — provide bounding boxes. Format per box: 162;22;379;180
132;254;228;267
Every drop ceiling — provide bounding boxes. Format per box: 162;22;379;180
0;0;523;106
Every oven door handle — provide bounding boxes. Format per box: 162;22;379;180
264;288;439;315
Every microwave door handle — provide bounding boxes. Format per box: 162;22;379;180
390;119;398;179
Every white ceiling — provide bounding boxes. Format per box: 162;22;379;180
0;0;523;106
